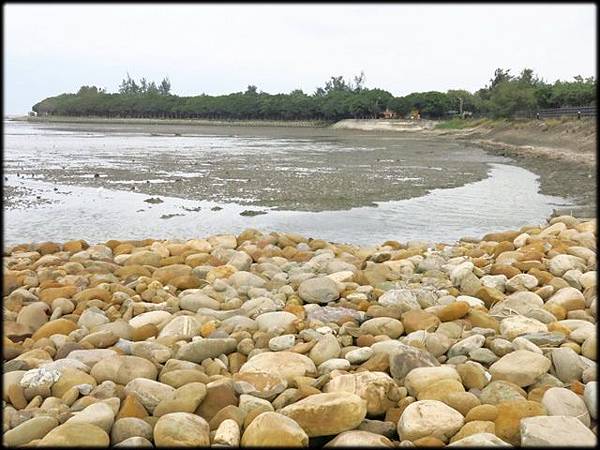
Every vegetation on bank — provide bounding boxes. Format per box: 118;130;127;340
435;115;596;130
32;69;596;121
434;118;498;130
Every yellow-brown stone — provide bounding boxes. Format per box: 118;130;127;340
200;321;218;338
114;243;135;255
401;310;441;333
63;240;84;253
527;386;551;403
8;384;28;409
549;277;570;291
444;391;481;416
465;404;498;422
456;363;488;390
228;352;247;374
413;436;446;447
494;400;546;445
115;265;152;279
514;260;543;271
170;275;203;289
466;309;500;332
116;394;149;420
547;321;571;335
483;230;521;242
284;304;306;319
527;268;554;285
32;318;78;341
160;255;185;266
436;302;470;322
472;257;490;268
417;379;465;401
490;264;521;279
358;352;389;372
475;286;506;308
450;421;495;443
543;304;567;321
130;324;159;341
39;285;78;303
73;287;112;303
493;241;515;257
465;248;486;258
384;407;403;424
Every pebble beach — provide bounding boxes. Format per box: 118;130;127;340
2;215;597;446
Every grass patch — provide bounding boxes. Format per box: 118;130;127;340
435;118;473;129
435;117;493;130
544;118;562;127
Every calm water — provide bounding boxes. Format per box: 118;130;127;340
3;120;571;246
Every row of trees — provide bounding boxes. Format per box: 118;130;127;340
32;70;596;120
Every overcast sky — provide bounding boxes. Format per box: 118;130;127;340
4;3;597;114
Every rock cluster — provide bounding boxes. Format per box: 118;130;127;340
2;216;597;446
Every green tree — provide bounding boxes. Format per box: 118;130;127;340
486;80;537;117
159;77;171;95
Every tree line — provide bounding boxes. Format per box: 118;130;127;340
32;69;596;121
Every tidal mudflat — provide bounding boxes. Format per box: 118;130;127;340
2;120;586;246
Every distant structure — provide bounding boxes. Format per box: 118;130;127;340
28;111;37;117
381;108;397;119
408;110;421;120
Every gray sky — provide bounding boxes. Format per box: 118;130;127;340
4;3;597;114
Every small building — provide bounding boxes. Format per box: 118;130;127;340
381;108;397;119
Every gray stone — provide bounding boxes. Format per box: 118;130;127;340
114;437;154;447
389;343;440;381
520;415;596;446
550;347;585;382
111;418;153;444
468;348;499;365
378;289;420;311
345;347;374;364
448;335;485;358
66;402;115;432
541;387;591;426
358;419;397;439
447;433;511;447
520;332;566;347
397;399;464;442
306;306;365;324
124;378;175;413
489;350;550;387
298;277;340;304
179;293;220;311
584;381;597;420
175;338;237;363
268;334;296;351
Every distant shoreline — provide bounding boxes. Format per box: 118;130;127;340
10;115;332;128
